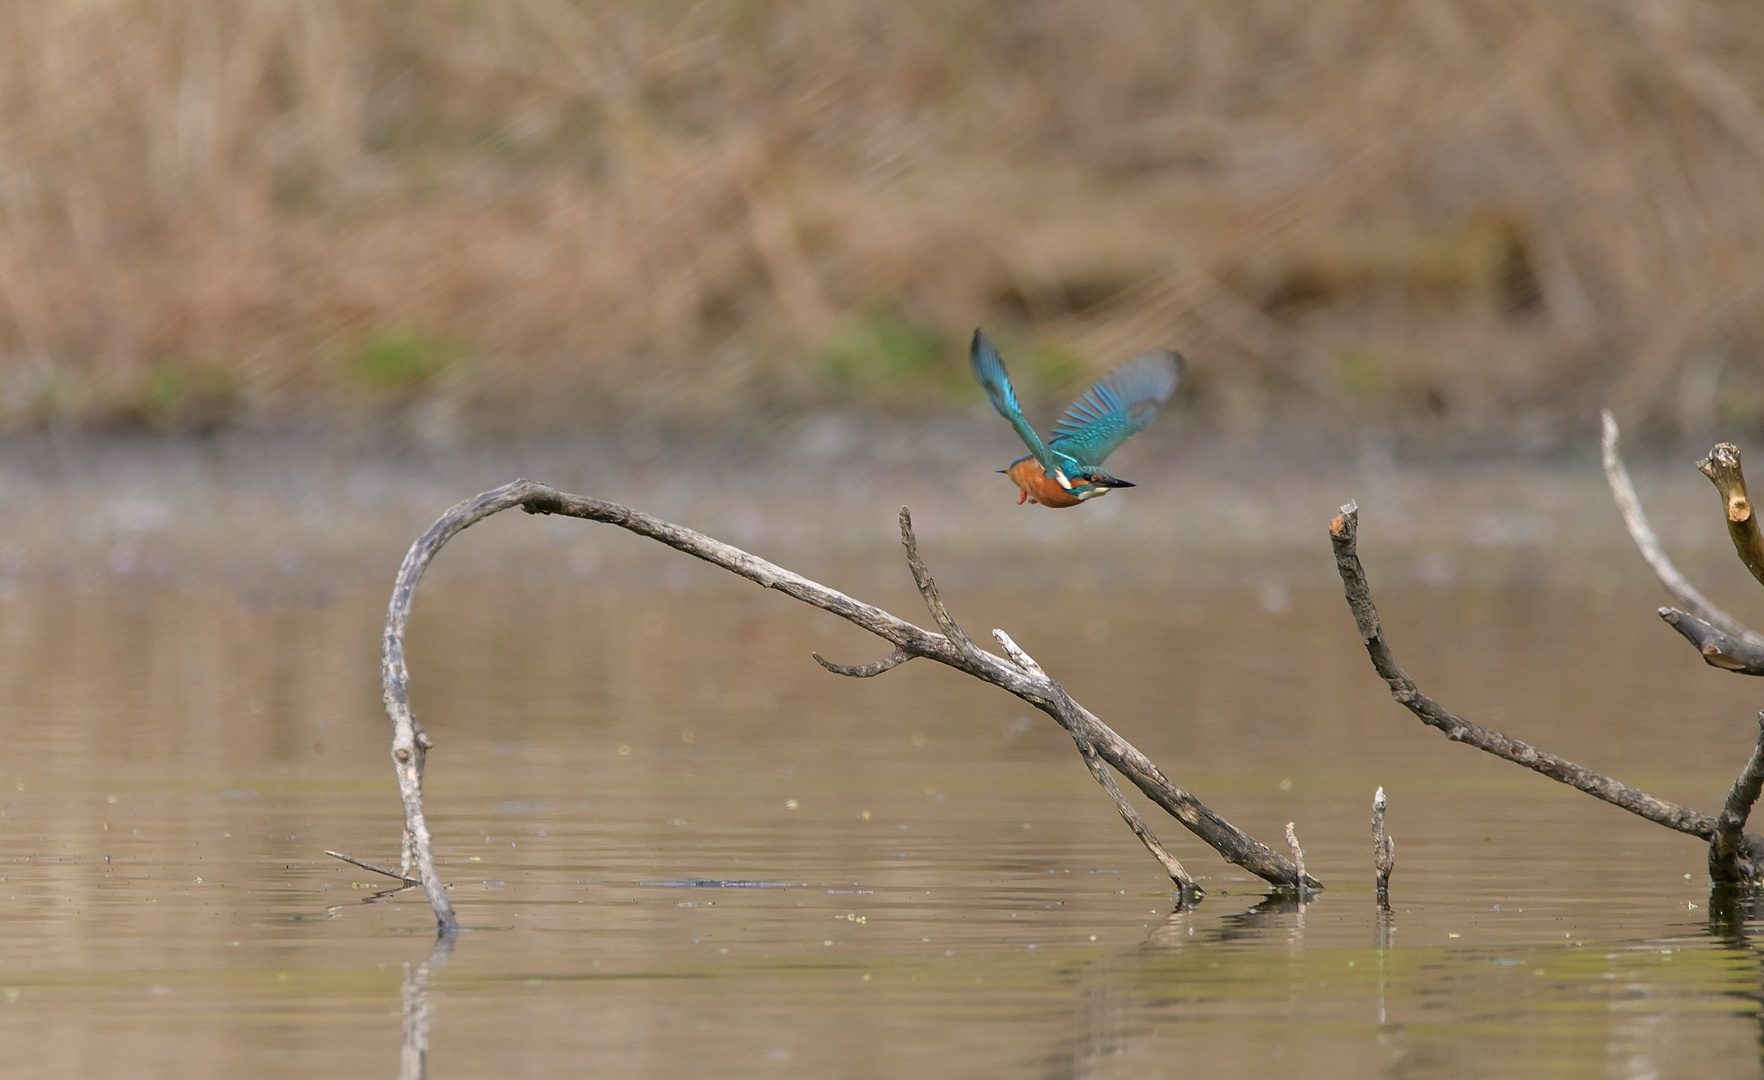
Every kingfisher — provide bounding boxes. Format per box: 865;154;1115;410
969;329;1183;507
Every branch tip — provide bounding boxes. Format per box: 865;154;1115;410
1699;442;1764;587
1330;502;1358;538
991;629;1048;680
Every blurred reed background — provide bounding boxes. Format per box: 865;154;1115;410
0;0;1761;448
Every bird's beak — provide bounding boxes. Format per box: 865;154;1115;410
1095;477;1135;488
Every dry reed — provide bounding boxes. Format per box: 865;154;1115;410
0;0;1761;439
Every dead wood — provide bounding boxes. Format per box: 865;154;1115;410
1331;501;1764;882
1371;787;1394;900
1601;411;1764;673
1698;443;1764;588
325;849;421;888
1284;822;1308;899
367;480;1317;938
1712;713;1764;884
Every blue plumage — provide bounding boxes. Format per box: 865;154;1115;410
969;329;1183;506
1049;350;1182;466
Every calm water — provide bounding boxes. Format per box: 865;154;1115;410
3;563;1764;1077
4;434;1764;1077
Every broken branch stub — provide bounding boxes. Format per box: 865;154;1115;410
1699;443;1764;589
373;480;1317;937
1601;413;1764;673
1371;787;1394;897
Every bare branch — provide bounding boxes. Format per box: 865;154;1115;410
326;849;422;888
1371;787;1394;897
1603;413;1764;671
380;481;1318;935
991;628;1048;679
1284;822;1307;897
1700;442;1764;588
1711;712;1764;884
1330;502;1719;840
1603;413;1759;635
1658;608;1764;675
994;630;1195;892
811;649;910;678
898;507;981;659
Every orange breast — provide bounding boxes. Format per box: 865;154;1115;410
1005;458;1083;508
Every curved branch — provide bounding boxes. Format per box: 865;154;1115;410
1330;502;1718;840
381;480;1316;936
811;649;911;678
898;507;981;659
1601;411;1764;671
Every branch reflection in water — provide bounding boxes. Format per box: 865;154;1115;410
399;935;453;1080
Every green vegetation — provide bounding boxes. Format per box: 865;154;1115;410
349;330;469;393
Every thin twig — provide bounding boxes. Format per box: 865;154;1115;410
991;628;1048;680
994;629;1195;892
1371;787;1394;898
326;849;422;888
1330;502;1723;840
1711;712;1764;884
379;482;1318;936
1700;443;1764;588
1284;822;1306;897
897;507;980;658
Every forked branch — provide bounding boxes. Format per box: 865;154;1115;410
1332;504;1717;837
1601;411;1764;673
1331;502;1764;883
375;481;1316;938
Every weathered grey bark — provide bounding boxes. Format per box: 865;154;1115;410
1657;609;1764;675
1601;411;1764;673
1371;787;1394;899
1332;501;1764;882
992;628;1195;893
1712;713;1764;884
1331;503;1728;839
374;480;1317;938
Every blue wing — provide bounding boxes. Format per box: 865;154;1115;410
1048;350;1182;466
970;329;1070;475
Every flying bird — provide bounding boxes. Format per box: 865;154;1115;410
969;329;1182;508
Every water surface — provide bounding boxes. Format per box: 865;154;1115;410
2;551;1763;1077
